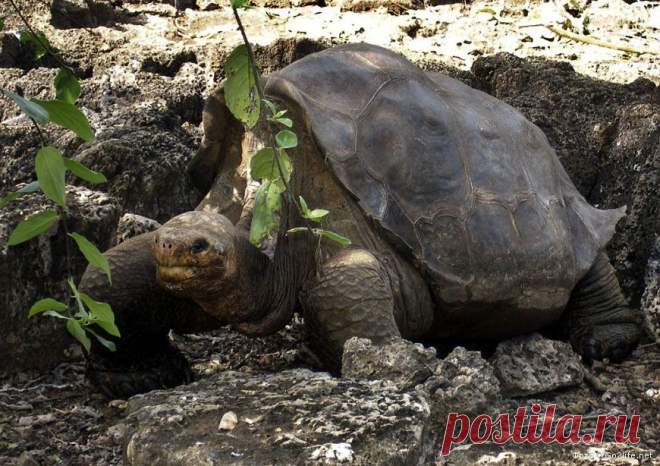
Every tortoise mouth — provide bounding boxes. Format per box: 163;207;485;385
156;263;224;283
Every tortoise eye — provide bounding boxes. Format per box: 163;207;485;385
191;239;209;254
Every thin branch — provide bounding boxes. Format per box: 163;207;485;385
29;117;48;147
7;0;75;71
545;25;659;56
231;6;316;231
34;0;99;36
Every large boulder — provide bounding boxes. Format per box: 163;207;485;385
122;369;432;465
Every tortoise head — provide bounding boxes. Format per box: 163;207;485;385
153;211;237;303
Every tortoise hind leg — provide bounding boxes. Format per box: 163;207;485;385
301;249;402;372
565;252;641;362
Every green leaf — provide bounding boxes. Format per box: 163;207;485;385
79;292;113;322
0;178;35;209
250;147;276;181
317;229;352;245
68;278;89;319
63;157;106;184
43;310;69;320
69;233;112;284
0;193;20;209
19;30;49;59
287;227;309;235
224;44;260;128
231;0;248;7
7;210;59;246
275;130;298;149
306;208;329;223
78;292;119;337
272;117;292;128
263;99;277;116
88;329;116;352
2;90;50;124
0;13;12;30
54;68;80;104
36;146;66;207
17;180;40;193
32;100;95;142
28;298;68;318
67;319;91;353
299;196;310;215
249;181;282;247
250;147;292;185
275;149;292;185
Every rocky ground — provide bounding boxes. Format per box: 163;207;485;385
0;0;659;464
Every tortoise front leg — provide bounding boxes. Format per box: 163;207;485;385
565;252;641;362
80;232;217;398
301;249;401;371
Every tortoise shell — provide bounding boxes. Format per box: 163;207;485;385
263;44;625;310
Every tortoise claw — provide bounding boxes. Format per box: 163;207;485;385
574;323;640;364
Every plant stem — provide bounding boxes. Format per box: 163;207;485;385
33;0;99;36
231;6;303;215
29;118;48;147
8;0;76;71
545;24;659;56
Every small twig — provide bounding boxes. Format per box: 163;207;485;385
0;400;33;411
7;0;74;71
545;24;659;56
29;118;48;147
34;0;99;36
584;372;607;393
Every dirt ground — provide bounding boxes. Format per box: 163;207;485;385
1;0;659;464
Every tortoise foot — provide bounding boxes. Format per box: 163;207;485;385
87;346;194;399
574;323;640;363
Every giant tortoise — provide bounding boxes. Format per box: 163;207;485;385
80;44;641;398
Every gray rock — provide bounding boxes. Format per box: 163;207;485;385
74;101;202;223
50;0;96;29
488;333;585;397
641;237;660;340
123;369;432;465
117;214;161;245
422;347;501;417
0;186;118;373
342;337;439;389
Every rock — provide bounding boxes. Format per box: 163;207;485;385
488;333;585;397
0;186;118;374
50;0;96;29
73;101;201;223
422;347;501;417
117;214;161;244
341;337;440;388
641;237;660;340
218;411;238;431
476;451;517;465
123;369;432;465
334;0;422;14
592;103;660;307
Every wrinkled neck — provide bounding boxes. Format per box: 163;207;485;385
197;226;314;337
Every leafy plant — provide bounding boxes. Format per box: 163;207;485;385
225;2;351;251
1;8;118;353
